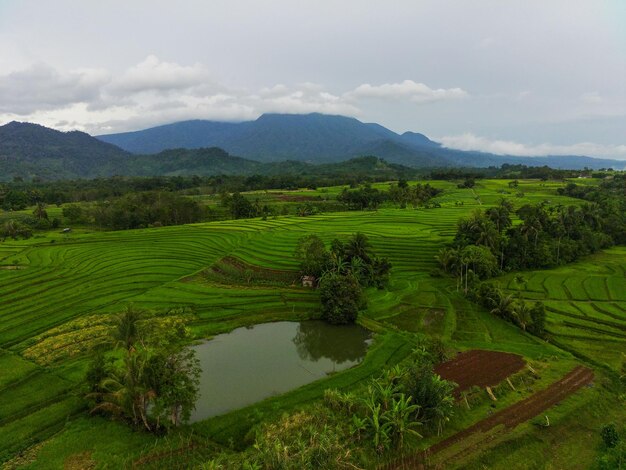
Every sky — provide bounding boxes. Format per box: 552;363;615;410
1;0;625;158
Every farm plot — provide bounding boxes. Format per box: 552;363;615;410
435;350;526;396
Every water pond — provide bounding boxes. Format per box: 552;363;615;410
191;321;372;421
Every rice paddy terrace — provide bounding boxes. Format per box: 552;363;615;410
0;178;623;468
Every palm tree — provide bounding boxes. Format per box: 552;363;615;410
486;200;512;233
91;352;154;431
345;232;371;263
349;256;364;278
512;301;532;331
581;203;603;230
112;305;143;351
520;217;543;248
435;247;455;273
490;294;514;320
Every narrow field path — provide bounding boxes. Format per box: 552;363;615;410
381;366;594;469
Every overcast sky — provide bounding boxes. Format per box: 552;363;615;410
1;0;625;158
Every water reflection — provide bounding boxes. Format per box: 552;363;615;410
190;321;371;421
293;321;372;363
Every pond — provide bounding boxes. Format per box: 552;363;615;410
190;321;372;421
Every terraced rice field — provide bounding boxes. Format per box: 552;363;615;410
499;247;626;371
0;179;619;466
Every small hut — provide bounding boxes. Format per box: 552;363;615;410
301;275;316;288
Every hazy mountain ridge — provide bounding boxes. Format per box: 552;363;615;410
0;115;623;181
97;113;624;170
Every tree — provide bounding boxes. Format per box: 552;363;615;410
344;232;372;264
295;235;330;278
62;204;84;224
528;301;546;337
490;294;514;319
112;305;143;351
144;348;200;428
88;307;200;433
33;202;48;220
319;272;364;324
512;300;532;331
1;219;32;241
223;192;256;219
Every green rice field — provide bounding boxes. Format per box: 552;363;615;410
0;178;623;468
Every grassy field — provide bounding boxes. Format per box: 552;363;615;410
0;178;623;468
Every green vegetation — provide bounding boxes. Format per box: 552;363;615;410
0;175;624;468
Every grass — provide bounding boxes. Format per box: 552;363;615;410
0;177;623;468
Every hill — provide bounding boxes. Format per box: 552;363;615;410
0;121;422;181
97;113;624;170
0;121;130;179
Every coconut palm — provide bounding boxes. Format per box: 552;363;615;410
91;352;154;431
490;294;515;319
345;232;371;263
112;305;143;351
512;300;532;331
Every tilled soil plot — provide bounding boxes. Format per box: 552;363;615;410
435;350;526;396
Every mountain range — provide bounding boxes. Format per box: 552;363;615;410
97;113;624;170
0;114;623;181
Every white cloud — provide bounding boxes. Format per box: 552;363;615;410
580;91;603;105
252;84;360;116
0;57;467;133
110;55;212;94
347;80;468;103
0;63;109;114
439;132;626;159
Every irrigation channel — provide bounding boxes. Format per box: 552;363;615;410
190;321;372;421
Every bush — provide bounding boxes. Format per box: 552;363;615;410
601;424;620;448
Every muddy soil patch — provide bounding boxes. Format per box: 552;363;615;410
435;350;526;396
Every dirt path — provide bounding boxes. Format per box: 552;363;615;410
381;366;594;469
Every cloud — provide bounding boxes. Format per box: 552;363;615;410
439;132;626;159
580;91;603;105
0;63;109;114
110;55;212;94
252;83;360;116
347;80;468;103
0;57;463;133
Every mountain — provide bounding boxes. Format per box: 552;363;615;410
97;113;624;170
0;121;133;180
1;117;623;181
97;113;450;166
98;113;414;162
0;121;424;180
